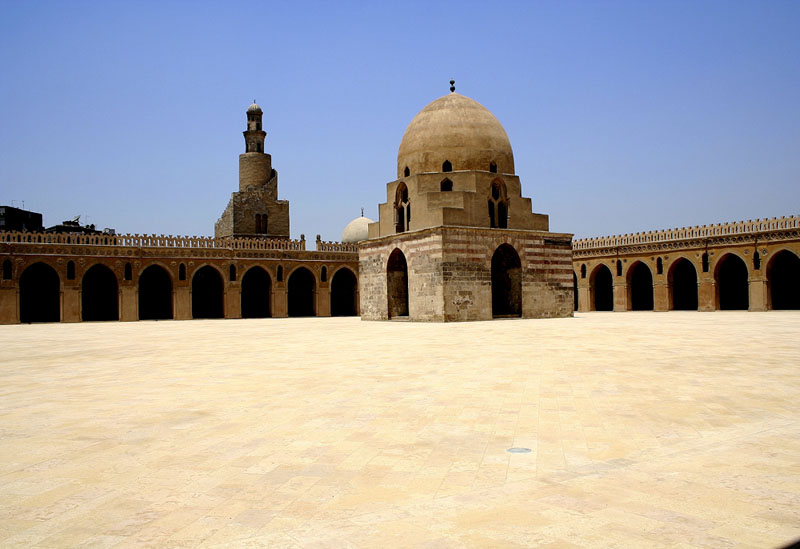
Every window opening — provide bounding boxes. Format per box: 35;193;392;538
229;264;237;282
321;266;328;282
440;178;453;192
442;160;452;172
124;262;132;281
616;260;622;277
490;161;498;173
179;263;186;281
657;258;663;275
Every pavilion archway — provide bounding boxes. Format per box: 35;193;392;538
491;244;522;317
387;248;409;318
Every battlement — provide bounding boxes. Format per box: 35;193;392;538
315;235;358;253
573;215;800;250
0;230;307;251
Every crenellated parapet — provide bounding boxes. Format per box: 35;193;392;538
316;235;358;253
573;215;800;258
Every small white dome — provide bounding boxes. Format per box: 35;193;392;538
341;216;374;243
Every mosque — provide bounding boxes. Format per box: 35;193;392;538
0;86;798;324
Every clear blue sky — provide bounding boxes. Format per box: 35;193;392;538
1;0;798;241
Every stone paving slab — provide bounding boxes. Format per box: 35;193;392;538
0;312;798;547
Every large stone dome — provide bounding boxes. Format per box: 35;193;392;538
397;92;515;179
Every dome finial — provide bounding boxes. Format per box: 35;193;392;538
449;79;455;93
361;207;364;217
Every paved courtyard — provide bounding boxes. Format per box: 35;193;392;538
1;312;799;548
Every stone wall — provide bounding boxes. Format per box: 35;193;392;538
359;226;573;321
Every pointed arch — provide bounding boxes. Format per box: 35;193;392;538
19;262;60;323
241;266;272;318
288;266;316;317
331;267;358;316
668;257;698;310
626;261;653;311
139;264;173;320
440;178;453;192
192;265;224;319
387;248;409;318
767;249;800;310
491;244;522;317
715;253;749;310
590;264;613;311
82;264;119;321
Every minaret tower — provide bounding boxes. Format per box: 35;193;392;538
238;101;272;192
215;100;290;239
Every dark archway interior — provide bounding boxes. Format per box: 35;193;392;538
331;268;358;316
573;272;578;311
288;267;315;317
592;266;613;311
671;259;698;310
769;250;800;310
628;262;654;311
20;262;60;323
718;255;749;310
387;249;409;318
82;264;118;321
241;267;271;318
192;266;224;319
139;265;173;320
491;244;522;317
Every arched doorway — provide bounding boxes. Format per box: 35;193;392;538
491;244;522;317
591;265;613;311
192;266;224;319
288;267;316;317
627;261;653;311
573;271;579;311
331;268;358;316
139;265;173;320
241;266;271;318
767;250;800;310
82;264;118;321
669;258;698;310
19;262;60;323
387;248;409;318
716;254;749;310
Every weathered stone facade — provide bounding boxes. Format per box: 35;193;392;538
360;226;573;321
572;215;800;312
360;88;574;322
0;232;359;323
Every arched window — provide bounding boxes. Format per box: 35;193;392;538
321;266;328;282
440;178;453;192
702;253;709;273
2;259;11;280
404;166;410;177
395;183;410;233
580;264;587;279
229;264;237;282
616;260;622;277
255;214;261;233
179;263;186;281
442;160;452;172
124;262;132;281
657;257;663;275
489;161;498;173
67;261;75;280
488;180;509;229
753;251;761;270
277;265;283;282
